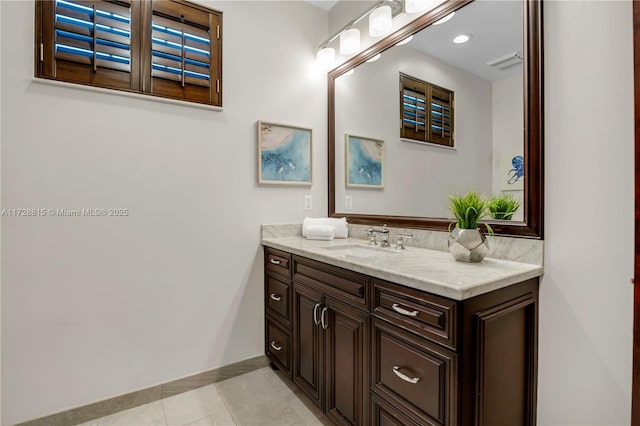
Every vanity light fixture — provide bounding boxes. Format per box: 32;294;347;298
366;53;381;62
369;5;392;37
453;34;472;44
433;11;454;25
396;35;414;46
340;28;361;54
317;46;336;70
316;0;402;67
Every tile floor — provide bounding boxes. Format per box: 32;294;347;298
76;367;332;426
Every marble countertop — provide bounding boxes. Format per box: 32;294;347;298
262;236;544;301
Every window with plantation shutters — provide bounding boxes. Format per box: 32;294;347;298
35;0;222;107
400;73;454;147
148;1;218;104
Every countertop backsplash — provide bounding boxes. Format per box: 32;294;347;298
262;222;543;266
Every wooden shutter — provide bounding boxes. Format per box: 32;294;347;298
428;84;454;147
400;74;454;147
37;0;140;91
147;0;221;105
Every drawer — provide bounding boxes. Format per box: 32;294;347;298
266;272;291;328
266;319;291;377
293;255;369;310
372;319;456;426
373;279;457;350
371;392;421;426
265;247;292;278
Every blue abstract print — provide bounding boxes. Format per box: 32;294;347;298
260;124;311;183
347;136;383;187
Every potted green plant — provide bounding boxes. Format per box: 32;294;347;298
487;194;521;220
447;191;492;262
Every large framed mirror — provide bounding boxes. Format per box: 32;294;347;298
328;0;543;238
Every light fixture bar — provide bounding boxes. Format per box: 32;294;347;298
317;0;402;49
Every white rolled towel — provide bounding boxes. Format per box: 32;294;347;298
303;217;348;239
304;225;335;241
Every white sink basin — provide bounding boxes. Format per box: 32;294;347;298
321;244;396;258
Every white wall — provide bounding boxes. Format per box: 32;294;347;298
539;1;634;425
0;1;328;424
334;44;493;217
491;72;524;221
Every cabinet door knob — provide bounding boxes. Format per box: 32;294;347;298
270;341;282;351
392;303;419;317
321;307;328;330
269;258;281;265
313;303;321;325
392;366;420;384
270;293;282;301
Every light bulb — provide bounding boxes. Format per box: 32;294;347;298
453;34;471;44
369;5;392;37
433;12;454;25
340;28;361;54
396;35;413;46
316;47;335;70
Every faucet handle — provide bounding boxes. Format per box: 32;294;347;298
366;229;378;246
395;233;413;250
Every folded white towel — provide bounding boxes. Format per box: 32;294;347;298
305;224;335;240
303;217;348;239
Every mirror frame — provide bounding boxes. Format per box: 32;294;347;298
328;0;543;239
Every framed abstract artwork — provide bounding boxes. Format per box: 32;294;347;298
345;134;384;188
258;121;312;185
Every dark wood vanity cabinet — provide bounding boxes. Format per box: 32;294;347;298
292;256;370;426
263;247;539;426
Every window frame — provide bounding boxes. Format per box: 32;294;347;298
35;0;223;107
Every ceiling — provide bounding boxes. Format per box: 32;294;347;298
403;0;523;82
305;0;339;11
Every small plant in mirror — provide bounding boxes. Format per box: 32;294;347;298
487;194;521;221
447;191;493;234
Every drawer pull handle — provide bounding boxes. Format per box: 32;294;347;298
270;293;282;301
393;366;421;384
270;341;282;351
269;259;281;265
313;303;321;325
392;303;419;317
321;307;328;330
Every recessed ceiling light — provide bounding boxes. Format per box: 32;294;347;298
396;35;414;46
453;34;471;44
433;12;454;25
366;53;381;63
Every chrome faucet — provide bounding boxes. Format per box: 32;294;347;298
367;224;390;248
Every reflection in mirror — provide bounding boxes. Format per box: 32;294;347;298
334;0;524;221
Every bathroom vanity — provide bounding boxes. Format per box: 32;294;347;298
262;236;542;426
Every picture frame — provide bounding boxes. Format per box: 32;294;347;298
345;134;384;188
258;121;312;185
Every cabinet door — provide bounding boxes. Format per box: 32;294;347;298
324;297;369;426
293;282;324;409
